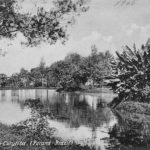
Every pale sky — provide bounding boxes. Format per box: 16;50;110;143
1;0;150;75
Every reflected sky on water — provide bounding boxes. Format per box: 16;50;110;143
0;89;117;150
0;89;149;150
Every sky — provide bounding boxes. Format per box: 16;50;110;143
1;0;150;75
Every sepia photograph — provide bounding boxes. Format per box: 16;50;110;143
0;0;150;149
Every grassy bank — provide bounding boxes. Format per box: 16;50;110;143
106;101;150;149
0;123;23;142
111;101;150;125
115;101;150;115
109;99;150;123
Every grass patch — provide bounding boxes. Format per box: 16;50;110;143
116;101;150;115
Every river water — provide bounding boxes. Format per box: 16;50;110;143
0;89;149;150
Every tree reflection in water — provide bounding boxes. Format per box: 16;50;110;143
0;90;117;150
11;98;98;150
42;93;113;129
2;90;150;149
104;110;150;150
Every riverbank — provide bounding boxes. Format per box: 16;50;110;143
109;97;150;121
110;100;150;125
0;87;57;90
0;86;114;94
114;101;150;115
107;102;150;148
57;86;114;93
79;86;113;93
0;123;24;150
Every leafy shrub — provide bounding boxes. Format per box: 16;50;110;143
114;39;150;103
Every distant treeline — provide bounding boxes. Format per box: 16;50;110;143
1;38;150;104
0;45;115;91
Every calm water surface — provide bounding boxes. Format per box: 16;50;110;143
0;89;149;150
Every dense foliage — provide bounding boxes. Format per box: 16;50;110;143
112;39;150;103
0;0;89;46
0;46;114;91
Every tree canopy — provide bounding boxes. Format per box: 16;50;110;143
0;0;89;46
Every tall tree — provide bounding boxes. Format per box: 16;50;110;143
39;57;46;87
65;53;82;65
84;46;114;85
19;67;29;87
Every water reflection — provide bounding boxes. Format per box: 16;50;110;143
104;110;150;150
0;89;149;149
0;89;117;150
